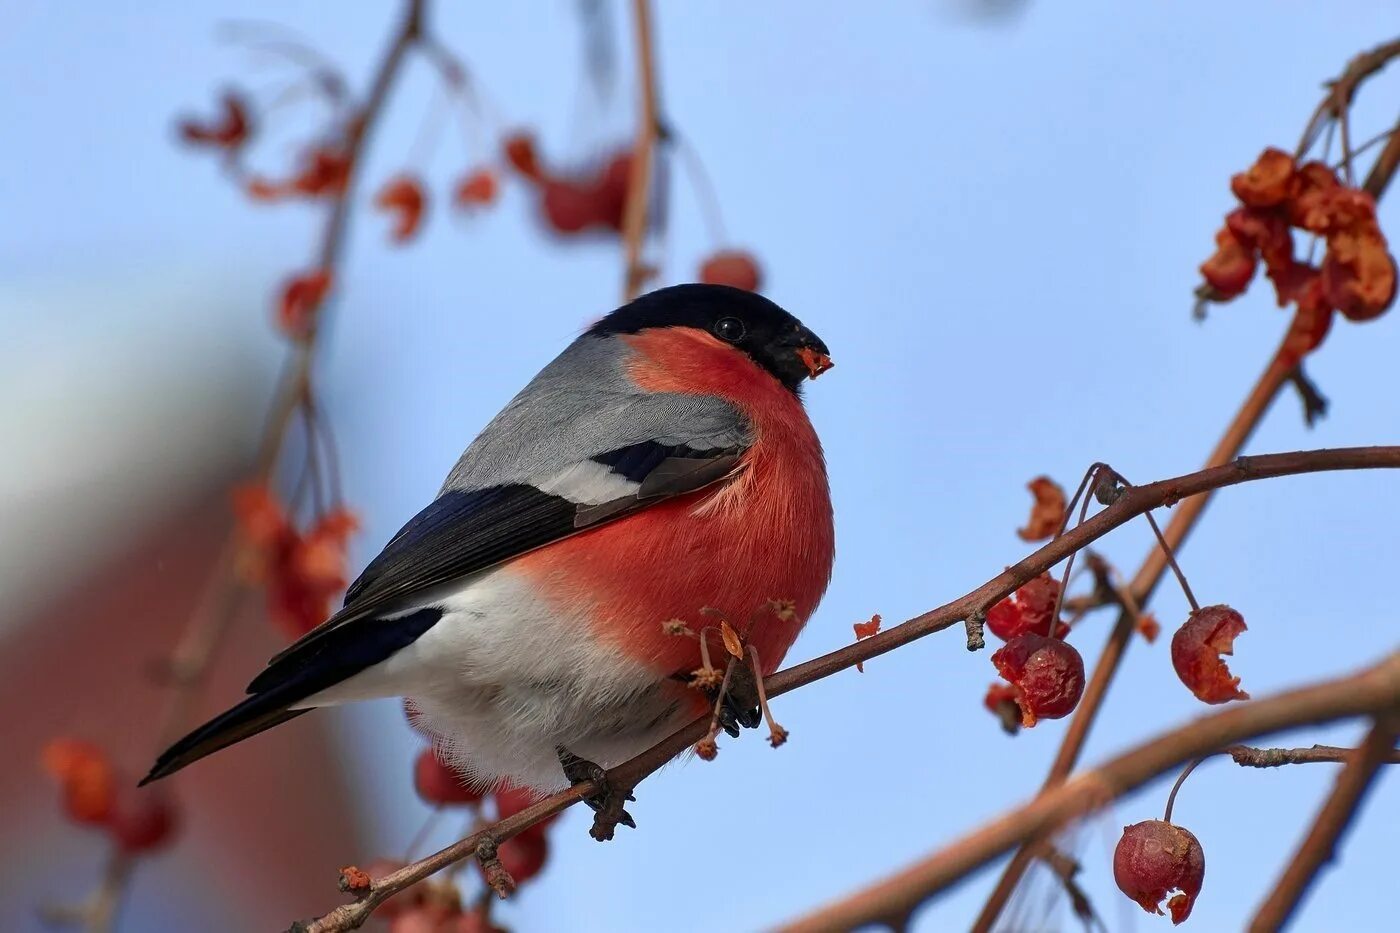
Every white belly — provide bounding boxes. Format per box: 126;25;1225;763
299;567;690;791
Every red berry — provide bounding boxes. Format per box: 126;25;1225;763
502;132;543;183
591;151;633;232
1113;820;1206;924
990;634;1085;726
41;738;116;826
541;180;599;234
1230;147;1295;208
413;748;483;806
454;168;498;209
985;574;1068;641
375;175;428;244
1199;227;1257;298
699;250;763;292
276;269;332;339
108;787;178;854
1171;605;1249;704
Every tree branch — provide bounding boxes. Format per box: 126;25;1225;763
292;444;1400;932
620;0;659;301
775;654;1400;933
1228;743;1400;768
1247;715;1400;931
971;39;1400;926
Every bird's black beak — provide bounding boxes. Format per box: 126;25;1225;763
768;324;833;390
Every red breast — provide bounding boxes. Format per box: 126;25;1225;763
512;327;835;683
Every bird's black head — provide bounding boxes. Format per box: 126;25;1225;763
589;284;832;392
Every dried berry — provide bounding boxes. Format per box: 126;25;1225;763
178;92;252;150
1322;223;1397;321
541;179;600;234
502;132;543;183
290;147;351;198
108;787;178;854
699;250;763;292
852;613;881;673
1113;820;1205;924
1016;476;1066;542
41;739;116;826
413;749;483;806
1230;148;1295;208
276;269;332;339
990;634;1084;726
982;682;1023;734
985;574;1068;641
453;168;499;209
376;175;428;243
1198;227;1257;299
1171;605;1249;704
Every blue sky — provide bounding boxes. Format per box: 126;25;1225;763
5;2;1400;930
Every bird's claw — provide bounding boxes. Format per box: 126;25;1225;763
557;747;636;839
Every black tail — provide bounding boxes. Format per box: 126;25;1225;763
141;607;443;785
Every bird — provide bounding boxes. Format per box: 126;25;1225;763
143;283;835;827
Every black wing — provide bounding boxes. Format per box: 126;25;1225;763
254;441;744;681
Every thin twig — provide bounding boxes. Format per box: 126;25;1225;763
620;0;659;301
1248;715;1400;932
1228;743;1400;768
1162;757;1207;823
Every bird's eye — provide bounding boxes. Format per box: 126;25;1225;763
714;317;745;342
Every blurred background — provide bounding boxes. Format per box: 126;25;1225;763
4;1;1399;930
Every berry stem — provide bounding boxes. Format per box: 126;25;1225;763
1141;509;1201;613
747;646;789;748
1163;756;1207;823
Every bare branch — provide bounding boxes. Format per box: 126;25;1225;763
774;654;1400;933
1248;715;1400;931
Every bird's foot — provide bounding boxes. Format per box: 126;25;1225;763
556;747;636;841
715;661;762;738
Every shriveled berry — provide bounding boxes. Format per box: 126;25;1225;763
277;269;332;339
502;132;543;182
41;738;116;826
985;574;1068;641
1171;605;1249;704
108;787;178;853
454;168;498;209
1113;820;1205;924
699;250;763;292
1199;227;1257;298
1230;147;1295;208
413;748;483;806
982;682;1023;734
990;634;1084;726
541;179;599;233
375;175;428;243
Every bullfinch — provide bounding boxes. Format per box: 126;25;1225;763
144;283;835;821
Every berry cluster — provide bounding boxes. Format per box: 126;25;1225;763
232;484;359;639
1199;148;1396;362
42;740;178;855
